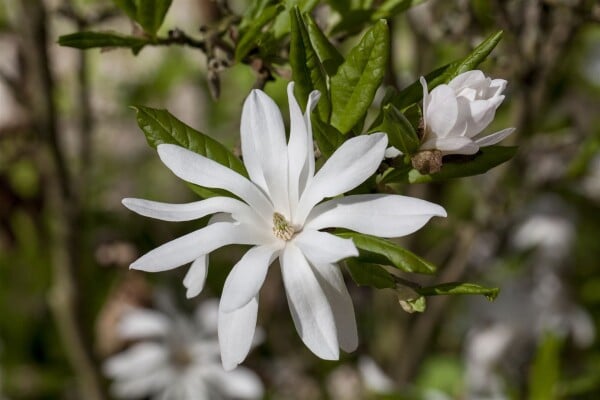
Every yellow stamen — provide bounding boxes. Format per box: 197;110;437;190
272;212;295;241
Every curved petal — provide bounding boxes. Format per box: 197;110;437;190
157;144;273;219
280;244;339;360
303;90;321;186
183;255;208;298
306;194;446;238
287;82;310;210
474;127;515;147
103;342;168;379
118;309;170;339
122;196;264;227
425;84;458;138
202;365;264;399
311;263;358;352
384;146;403;158
220;245;281;313
420;77;430;117
218;296;259;371
293;229;358;265
295;133;387;225
130;222;271;272
488;79;507;97
448;70;485;92
241;89;290;215
464;96;504;137
421;136;479;155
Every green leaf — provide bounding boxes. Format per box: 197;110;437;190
330;20;389;134
416;282;500;301
238;0;272;31
345;259;395;289
58;31;149;54
133;0;172;36
305;14;344;76
290;8;330;122
375;104;420;155
271;0;319;39
389;31;503;111
133;106;247;198
235;4;283;61
336;231;437;275
529;333;562;400
112;0;137;21
404;145;518;184
311;117;345;159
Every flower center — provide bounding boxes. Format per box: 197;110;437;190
272;212;296;241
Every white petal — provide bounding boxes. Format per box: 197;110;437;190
304;90;321;185
293;229;358;265
420;76;430;116
121;196;263;226
218;296;259;371
295;133;387;225
157;144;273;219
306;194;446;238
118;309;170;340
426;84;459;138
384;146;403;158
287;82;310;210
311;263;358;352
220;245;280;313
202;365;264;399
130;222;270;272
280;244;339;360
474;127;515;147
110;365;173;399
103;342;168;379
241;89;290;215
448;70;486;92
183;255;208;298
488;78;507;96
464;96;504;137
421;136;479;155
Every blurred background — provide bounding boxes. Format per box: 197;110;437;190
1;0;599;399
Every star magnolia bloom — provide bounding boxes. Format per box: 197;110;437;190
103;301;263;399
419;70;515;155
123;82;446;370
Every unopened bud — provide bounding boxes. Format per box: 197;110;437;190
411;150;442;174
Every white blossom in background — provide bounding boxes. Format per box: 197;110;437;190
123;82;446;369
419;70;515;155
103;300;263;400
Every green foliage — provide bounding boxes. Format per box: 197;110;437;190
330;20;389;134
58;31;149;54
112;0;172;36
235;4;284;61
384;146;518;183
271;0;319;39
345;259;395;289
416;282;500;301
305;14;344;76
290;8;330;121
133;106;247;198
374;104;420;155
336;231;437;275
529;333;563;400
311;117;345;159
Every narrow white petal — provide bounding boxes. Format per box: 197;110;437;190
203;365;264;399
118;309;170;340
304;90;321;187
157;144;273;218
121;196;263;226
293;229;358;265
220;245;280;313
306;194;446;238
183;255;208;298
241;90;290;215
295;133;387;225
280;244;339;360
287;82;310;210
426;84;459;137
421;136;479;155
420;76;430;116
218;296;259;371
474;127;515;147
103;342;168;379
130;222;270;272
311;263;358;352
384;146;403;158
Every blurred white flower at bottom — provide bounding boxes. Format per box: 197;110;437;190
103;300;263;400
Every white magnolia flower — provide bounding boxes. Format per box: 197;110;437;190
419;70;515;155
103;300;263;399
123;82;446;369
